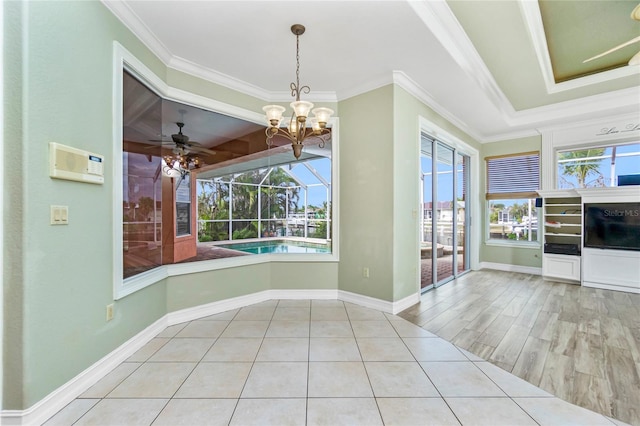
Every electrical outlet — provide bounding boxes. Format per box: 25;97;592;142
106;304;114;321
363;267;370;278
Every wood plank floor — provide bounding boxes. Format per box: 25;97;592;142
399;270;640;425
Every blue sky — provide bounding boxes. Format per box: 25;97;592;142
289;158;331;207
557;143;640;188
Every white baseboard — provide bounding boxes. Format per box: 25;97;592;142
582;281;640;294
338;290;394;313
2;289;408;425
166;289;340;326
391;292;421;314
479;262;542;276
3;316;168;426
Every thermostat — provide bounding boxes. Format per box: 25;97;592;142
49;142;104;184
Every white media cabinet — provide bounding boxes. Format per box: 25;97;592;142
538;187;640;294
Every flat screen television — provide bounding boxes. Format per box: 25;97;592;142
584;203;640;251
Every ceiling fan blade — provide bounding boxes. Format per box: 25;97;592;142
187;145;217;156
629;50;640;66
144;141;176;149
583;35;640;63
632;3;640;21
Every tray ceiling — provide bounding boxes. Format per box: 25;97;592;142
104;0;640;142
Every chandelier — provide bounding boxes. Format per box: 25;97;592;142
159;122;203;178
263;24;334;159
161;150;201;178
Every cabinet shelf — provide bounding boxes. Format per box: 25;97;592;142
538;191;583;283
544;232;581;237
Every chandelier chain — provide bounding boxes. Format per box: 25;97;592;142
296;33;300;100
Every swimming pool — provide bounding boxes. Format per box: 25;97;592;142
218;240;330;254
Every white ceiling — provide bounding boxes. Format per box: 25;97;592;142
104;0;640;143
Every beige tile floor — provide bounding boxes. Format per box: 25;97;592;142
44;299;626;425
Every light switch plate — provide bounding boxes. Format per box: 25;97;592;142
50;205;69;225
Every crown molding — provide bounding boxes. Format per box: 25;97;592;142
103;0;637;145
169;56;338;104
336;72;394;102
508;86;640;128
392;71;478;140
519;0;640;94
101;0;173;64
408;0;516;122
168;55;273;101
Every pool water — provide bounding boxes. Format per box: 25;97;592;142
219;241;330;254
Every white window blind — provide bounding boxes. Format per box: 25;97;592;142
486;152;540;200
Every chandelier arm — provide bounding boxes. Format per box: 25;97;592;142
299;131;329;148
266;127;297;145
290;83;311;100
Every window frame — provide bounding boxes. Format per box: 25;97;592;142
112;43;339;300
540;114;639;192
485;151;541;247
556;142;640;189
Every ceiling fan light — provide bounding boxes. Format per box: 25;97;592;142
290;100;314;119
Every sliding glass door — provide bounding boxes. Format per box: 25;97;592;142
420;135;470;291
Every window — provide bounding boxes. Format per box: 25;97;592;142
557;142;640;189
486;152;540;243
196;159;332;245
176;174;191;237
120;67;335;284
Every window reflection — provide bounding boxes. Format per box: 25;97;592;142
122;71;333;280
123;152;163;278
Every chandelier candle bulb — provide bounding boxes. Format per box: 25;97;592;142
309;118;321;133
291;100;314;118
312;107;334;127
289;119;298;135
263;105;286;125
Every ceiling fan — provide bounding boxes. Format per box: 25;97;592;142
148;122;217;175
149;122;217;157
583;3;640;66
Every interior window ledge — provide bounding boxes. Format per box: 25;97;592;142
484;240;541;249
117;254;339;299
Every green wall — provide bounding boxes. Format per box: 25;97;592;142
480;135;543;268
3;0;26;411
336;84;482;304
337;86;395;301
3;1;169;409
166;262;338;312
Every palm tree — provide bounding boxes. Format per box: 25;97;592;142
231;171;260;220
558;148;605;188
197;179;230;241
259;167;300;219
